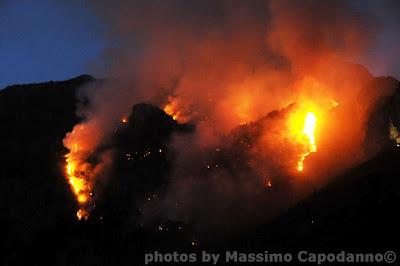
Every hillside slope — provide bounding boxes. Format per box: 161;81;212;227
1;75;399;265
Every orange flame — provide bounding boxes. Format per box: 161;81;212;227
65;147;92;219
296;112;317;172
76;208;89;221
163;96;187;122
63;125;96;220
286;94;340;173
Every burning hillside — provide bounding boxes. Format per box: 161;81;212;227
59;1;399;229
61;78;398;238
1;74;400;265
2;1;400;265
60;74;398;238
293;111;317;172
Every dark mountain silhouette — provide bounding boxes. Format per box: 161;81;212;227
1;74;399;265
237;148;400;249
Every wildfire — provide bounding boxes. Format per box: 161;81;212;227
296;112;317;172
65;148;92;219
163;96;187;122
164;103;179;121
329;100;339;110
76;209;89;220
389;120;400;147
265;178;272;188
63;124;97;220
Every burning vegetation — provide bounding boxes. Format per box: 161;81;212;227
295;112;317;172
163;96;188;123
3;2;400;265
64;127;93;220
63;121;109;220
59;1;399;234
389;120;400;147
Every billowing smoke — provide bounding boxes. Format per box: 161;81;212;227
63;0;398;236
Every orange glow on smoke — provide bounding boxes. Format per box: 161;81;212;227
163;96;187;122
164;103;179;121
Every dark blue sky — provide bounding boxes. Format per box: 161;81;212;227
0;0;105;88
0;0;399;89
353;0;400;80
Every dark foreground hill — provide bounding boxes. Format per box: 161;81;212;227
238;148;400;249
1;75;399;265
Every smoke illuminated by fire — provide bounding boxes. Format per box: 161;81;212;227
58;0;399;228
163;96;187;123
163;103;179;121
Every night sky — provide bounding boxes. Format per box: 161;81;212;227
0;0;105;88
0;0;399;89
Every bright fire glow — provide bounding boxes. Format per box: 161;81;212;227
64;142;92;220
297;112;317;172
163;96;187;122
329;100;339;110
389;120;400;147
164;103;180;121
76;209;89;220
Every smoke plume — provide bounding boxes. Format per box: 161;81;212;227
63;0;398;235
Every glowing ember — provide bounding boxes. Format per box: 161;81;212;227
329;100;339;109
121;117;128;123
389;120;400;147
76;209;89;220
297;112;317;172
